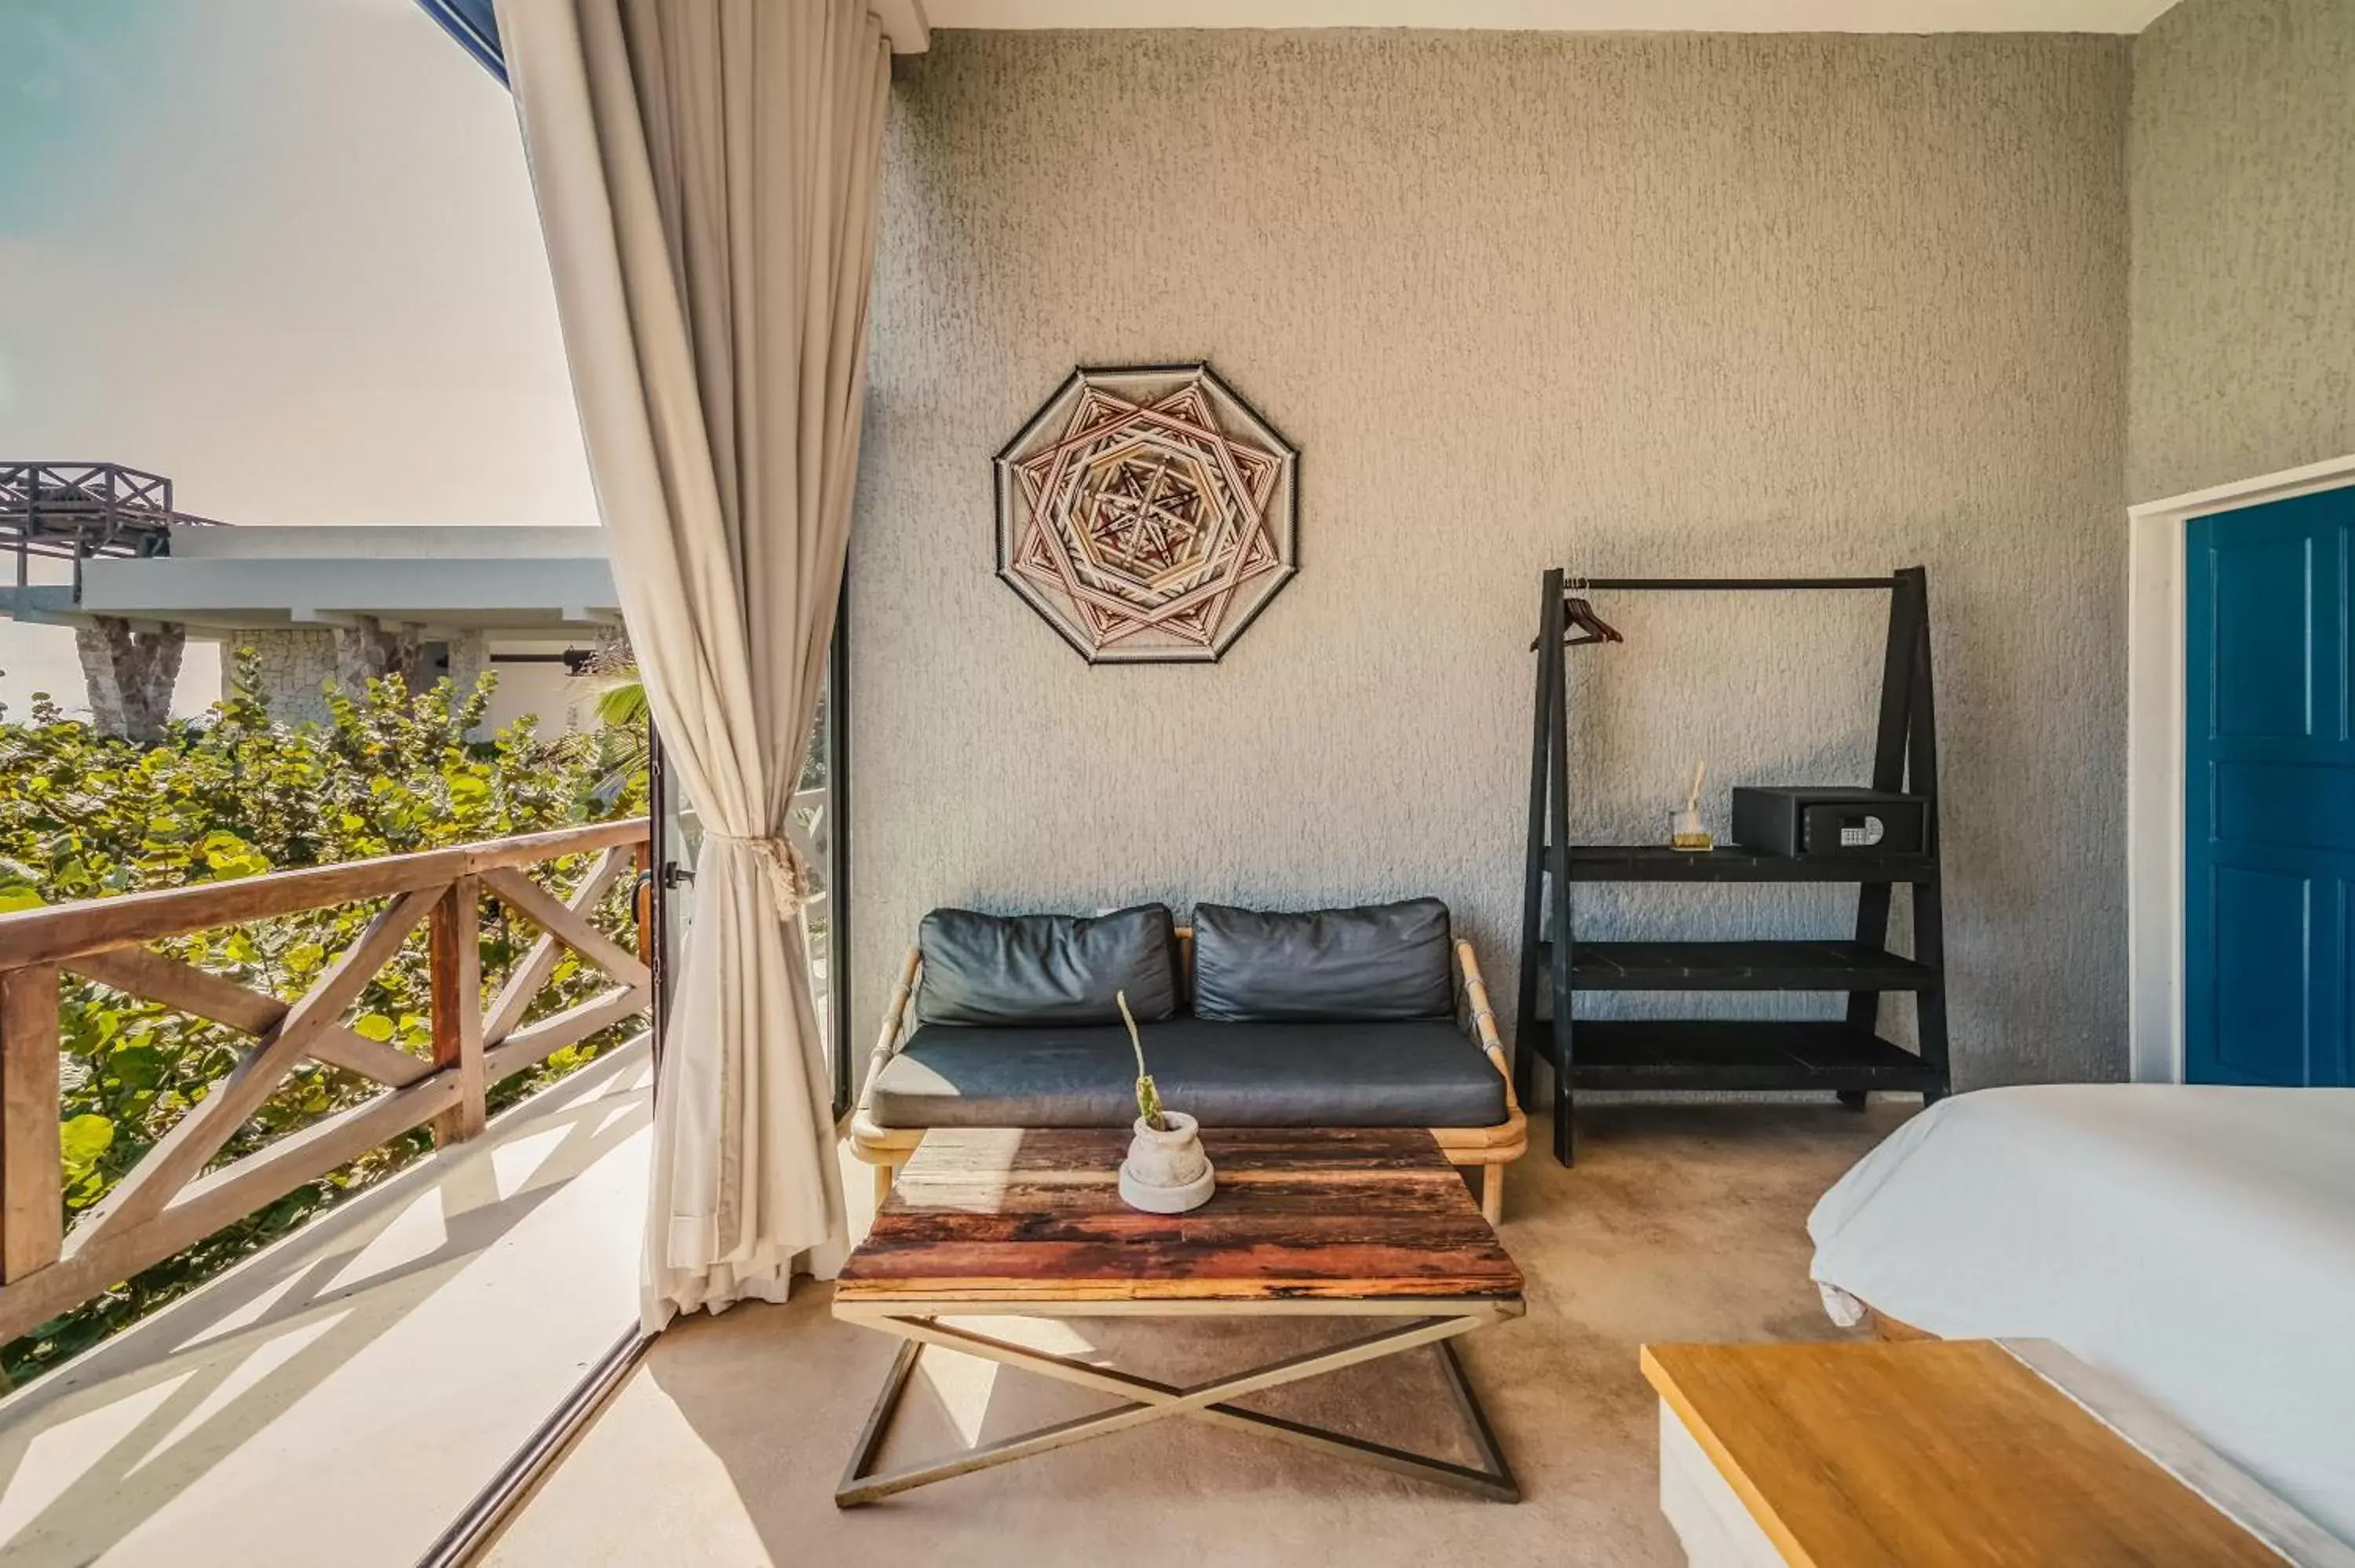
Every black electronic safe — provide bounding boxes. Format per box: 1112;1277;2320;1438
1729;786;1926;858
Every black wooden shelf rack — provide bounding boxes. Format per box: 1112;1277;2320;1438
1513;569;1952;1165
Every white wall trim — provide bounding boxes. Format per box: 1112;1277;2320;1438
874;0;931;53
2126;451;2355;1084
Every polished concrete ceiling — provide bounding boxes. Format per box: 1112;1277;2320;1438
919;0;2174;32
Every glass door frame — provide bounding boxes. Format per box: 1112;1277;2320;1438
644;578;852;1110
424;582;851;1564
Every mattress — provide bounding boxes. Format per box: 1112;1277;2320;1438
1808;1084;2355;1544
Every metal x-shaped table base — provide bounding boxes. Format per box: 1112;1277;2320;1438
834;1307;1521;1507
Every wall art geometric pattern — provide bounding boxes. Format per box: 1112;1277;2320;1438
994;363;1299;664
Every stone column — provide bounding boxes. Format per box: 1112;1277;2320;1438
589;624;633;673
443;629;494;737
227;628;341;725
444;629;491;698
333;616;425;697
75;617;185;743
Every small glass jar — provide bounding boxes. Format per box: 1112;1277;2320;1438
1670;808;1714;852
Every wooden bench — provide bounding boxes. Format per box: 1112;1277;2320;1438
1641;1337;2349;1566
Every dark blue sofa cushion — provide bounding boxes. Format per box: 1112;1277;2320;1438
870;1018;1504;1129
915;903;1178;1026
1191;898;1454;1023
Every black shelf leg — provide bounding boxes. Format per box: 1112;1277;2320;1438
1513;570;1562;1111
1546;600;1576;1165
1905;571;1952;1103
1845;571;1918;1045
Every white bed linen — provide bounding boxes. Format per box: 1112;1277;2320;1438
1809;1084;2355;1544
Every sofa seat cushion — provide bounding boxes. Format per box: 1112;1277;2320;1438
869;1019;1506;1130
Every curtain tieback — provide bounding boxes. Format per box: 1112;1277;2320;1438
708;831;816;920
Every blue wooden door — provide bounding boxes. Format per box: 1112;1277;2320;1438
2185;486;2355;1086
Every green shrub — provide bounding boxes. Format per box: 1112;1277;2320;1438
0;651;647;1381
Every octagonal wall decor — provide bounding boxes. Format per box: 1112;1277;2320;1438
994;363;1298;664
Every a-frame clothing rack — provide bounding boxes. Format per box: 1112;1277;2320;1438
1513;568;1952;1165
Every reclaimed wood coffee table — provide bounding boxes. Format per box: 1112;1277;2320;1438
832;1127;1524;1508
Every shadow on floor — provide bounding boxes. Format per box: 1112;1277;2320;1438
0;1041;653;1568
491;1100;1911;1568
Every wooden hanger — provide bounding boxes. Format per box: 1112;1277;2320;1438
1531;580;1626;649
1561;593;1624;647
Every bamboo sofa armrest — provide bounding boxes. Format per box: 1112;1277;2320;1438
856;945;922;1116
1456;939;1520;1114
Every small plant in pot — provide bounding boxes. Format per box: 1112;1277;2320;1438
1115;990;1216;1214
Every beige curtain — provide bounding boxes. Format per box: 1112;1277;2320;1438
493;0;891;1329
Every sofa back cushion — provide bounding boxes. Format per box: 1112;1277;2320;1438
1191;898;1453;1023
917;904;1179;1026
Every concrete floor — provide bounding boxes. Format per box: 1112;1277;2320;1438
488;1102;1911;1568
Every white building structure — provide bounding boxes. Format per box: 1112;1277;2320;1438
2;514;620;738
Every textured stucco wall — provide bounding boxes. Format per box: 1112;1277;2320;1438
2127;0;2355;502
851;30;2132;1089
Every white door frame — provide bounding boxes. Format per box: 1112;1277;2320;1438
2127;452;2355;1083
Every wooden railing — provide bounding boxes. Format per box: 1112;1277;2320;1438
1;461;225;566
0;818;652;1346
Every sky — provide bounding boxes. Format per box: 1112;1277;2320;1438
0;0;593;717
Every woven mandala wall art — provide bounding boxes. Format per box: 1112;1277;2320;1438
994;363;1298;663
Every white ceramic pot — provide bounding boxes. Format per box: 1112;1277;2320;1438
1118;1110;1216;1213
